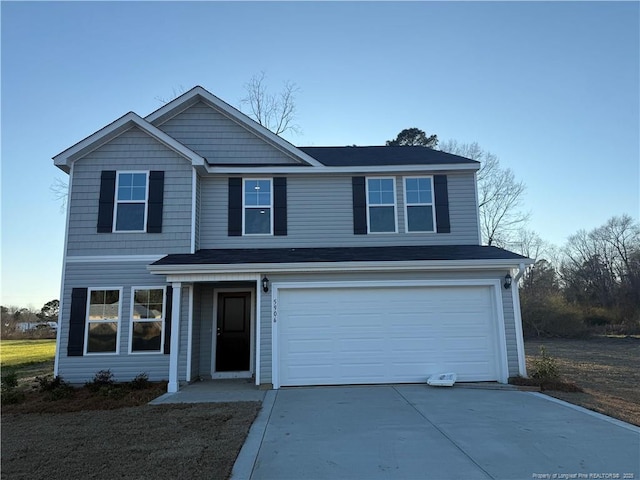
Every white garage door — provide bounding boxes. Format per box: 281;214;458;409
275;284;502;387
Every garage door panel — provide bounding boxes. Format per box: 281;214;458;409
277;285;500;386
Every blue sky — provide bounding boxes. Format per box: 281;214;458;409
1;1;639;309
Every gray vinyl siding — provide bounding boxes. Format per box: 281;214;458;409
257;269;519;385
190;284;202;381
200;172;480;248
156;101;302;165
66;127;193;256
57;261;170;384
198;284;214;379
194;174;201;251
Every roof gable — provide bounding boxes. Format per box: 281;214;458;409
53;112;205;173
145;86;324;168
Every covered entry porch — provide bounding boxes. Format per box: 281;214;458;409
162;274;264;393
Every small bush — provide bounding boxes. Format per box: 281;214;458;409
1;388;25;405
530;346;560;381
129;373;150;390
35;375;75;400
2;370;19;389
85;369;115;392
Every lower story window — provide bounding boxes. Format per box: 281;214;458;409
131;288;165;352
86;289;121;354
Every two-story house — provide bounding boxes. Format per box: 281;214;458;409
53;86;532;392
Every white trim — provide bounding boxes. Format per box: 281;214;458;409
113;171;149;233
191;169;197;253
149;258;535;277
53;111;205;172
186;285;194;382
128;286;167;355
84;287;123;356
211;287;255;378
255;276;261;386
144;86;324;168
365;176;398;234
403;176;436;233
271;279;510;389
242;178;274;236
206;163;480;175
67;255;165;263
55;164;74;376
512;278;527;377
167;282;182;393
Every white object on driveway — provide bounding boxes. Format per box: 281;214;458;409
427;373;457;387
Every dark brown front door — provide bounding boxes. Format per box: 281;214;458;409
216;292;251;372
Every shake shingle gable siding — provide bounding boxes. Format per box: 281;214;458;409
299;146;479;167
152;245;528;266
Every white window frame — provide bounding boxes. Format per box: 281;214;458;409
129;286;166;354
365;176;398;234
84;287;123;356
403;176;437;233
242;178;274;236
113;171;149;233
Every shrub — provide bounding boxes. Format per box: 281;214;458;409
530;346;560;381
85;369;115;392
521;294;589;338
1;388;25;405
35;375;74;400
1;370;19;389
128;373;150;390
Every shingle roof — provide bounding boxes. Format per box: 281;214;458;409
297;146;479;167
152;245;529;266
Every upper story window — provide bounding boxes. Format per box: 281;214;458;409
243;179;273;235
404;177;435;232
86;288;121;354
366;177;397;233
130;287;165;353
115;172;148;232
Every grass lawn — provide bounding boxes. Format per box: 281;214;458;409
1;339;56;386
525;336;640;426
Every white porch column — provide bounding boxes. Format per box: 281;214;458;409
168;282;182;393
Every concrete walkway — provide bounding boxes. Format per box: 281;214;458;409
149;379;266;404
232;385;640;480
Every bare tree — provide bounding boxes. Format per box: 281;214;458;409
51;177;69;213
240;72;301;136
439;140;529;247
154;85;187;105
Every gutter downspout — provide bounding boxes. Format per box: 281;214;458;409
512;263;528;377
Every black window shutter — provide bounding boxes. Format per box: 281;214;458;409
434;175;451;233
147;171;165;233
97;171;116;233
228;178;242;236
164;286;173;355
67;288;88;356
273;177;287;236
352;177;367;235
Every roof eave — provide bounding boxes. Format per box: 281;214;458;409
148;258;533;276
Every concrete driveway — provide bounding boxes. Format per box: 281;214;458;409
232;385;640;480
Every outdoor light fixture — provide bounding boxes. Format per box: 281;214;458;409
262;276;270;293
504;273;512;289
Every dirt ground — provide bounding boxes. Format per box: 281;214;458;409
525;336;640;426
1;402;261;480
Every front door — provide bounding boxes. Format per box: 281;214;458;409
216;292;251;372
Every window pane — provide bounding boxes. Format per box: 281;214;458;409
407;205;434;232
406;190;420;204
132;321;162;351
245;208;271;234
381;190;395;204
133;289;164;319
118;173;147;201
368;190;381;204
116;203;145;231
405;178;418;191
256;180;271;195
245;180;271;206
89;290;119;320
369;206;395;232
87;322;118;353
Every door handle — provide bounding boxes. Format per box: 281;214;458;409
217;327;221;337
